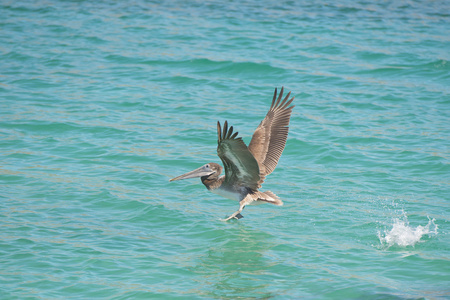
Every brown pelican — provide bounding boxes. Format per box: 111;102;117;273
170;87;295;221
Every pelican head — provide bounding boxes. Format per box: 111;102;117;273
169;162;222;182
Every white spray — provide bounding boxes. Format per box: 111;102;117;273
378;211;438;248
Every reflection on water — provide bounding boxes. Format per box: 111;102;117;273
193;225;276;298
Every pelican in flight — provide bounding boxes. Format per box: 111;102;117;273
170;87;295;221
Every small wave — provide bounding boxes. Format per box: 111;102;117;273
378;215;438;248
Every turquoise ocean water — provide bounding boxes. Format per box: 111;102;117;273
1;1;449;299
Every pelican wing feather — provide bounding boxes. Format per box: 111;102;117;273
248;87;295;185
217;121;260;190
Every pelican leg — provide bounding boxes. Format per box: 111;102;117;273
223;203;246;221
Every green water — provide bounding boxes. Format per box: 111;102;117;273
1;1;449;299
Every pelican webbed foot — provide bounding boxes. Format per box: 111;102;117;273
221;214;243;221
223;213;243;221
222;211;244;221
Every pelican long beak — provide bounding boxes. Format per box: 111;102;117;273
169;164;214;182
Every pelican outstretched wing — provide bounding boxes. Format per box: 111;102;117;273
248;87;295;184
217;121;260;190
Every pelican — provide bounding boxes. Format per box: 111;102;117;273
170;87;295;221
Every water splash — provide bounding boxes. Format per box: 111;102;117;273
378;214;438;248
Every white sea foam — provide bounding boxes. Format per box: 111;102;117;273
378;214;438;248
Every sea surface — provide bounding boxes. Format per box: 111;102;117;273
1;0;449;299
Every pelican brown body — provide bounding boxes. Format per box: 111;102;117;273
170;87;295;221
